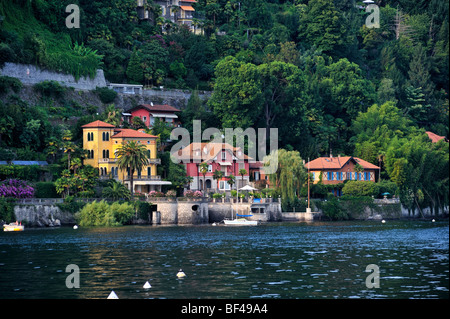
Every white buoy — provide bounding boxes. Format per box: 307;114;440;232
107;290;119;299
73;225;78;229
143;281;151;289
381;220;386;224
177;269;186;278
432;219;435;222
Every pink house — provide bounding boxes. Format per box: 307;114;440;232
173;142;251;192
124;104;181;127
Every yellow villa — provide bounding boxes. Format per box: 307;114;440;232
82;120;171;193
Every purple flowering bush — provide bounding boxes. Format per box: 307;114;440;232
0;179;35;198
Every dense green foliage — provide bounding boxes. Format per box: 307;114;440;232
0;197;16;222
0;0;448;214
75;200;135;226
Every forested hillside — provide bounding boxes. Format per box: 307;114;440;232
0;0;448;212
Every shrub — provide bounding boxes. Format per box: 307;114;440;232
109;201;135;225
342;181;380;197
148;190;164;197
33;80;65;98
320;197;349;221
184;190;202;198
0;75;23;94
0;197;16;222
94;86;118;104
165;189;177;197
34;182;59;198
75;200;134;226
134;201;152;220
212;193;223;199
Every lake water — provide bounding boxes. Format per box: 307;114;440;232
0;220;448;299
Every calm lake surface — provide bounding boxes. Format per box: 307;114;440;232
0;220;448;299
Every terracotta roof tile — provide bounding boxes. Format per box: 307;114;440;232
112;129;157;139
172;142;252;162
81;120;115;128
127;104;181;113
305;156;379;170
426;131;447;143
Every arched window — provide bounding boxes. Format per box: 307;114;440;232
100;167;104;175
106;150;109;158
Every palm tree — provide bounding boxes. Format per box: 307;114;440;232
238;168;247;189
116;140;149;196
377;151;386;181
102;180;131;201
212;169;224;192
227;174;236;190
199;162;209;192
70;157;82;175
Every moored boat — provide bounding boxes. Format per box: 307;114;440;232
3;222;24;232
223;217;259;226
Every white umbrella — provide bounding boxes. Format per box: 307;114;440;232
239;185;258;191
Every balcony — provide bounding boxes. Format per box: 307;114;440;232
124;175;162;181
99;158;161;164
148;158;161;164
99;158;117;163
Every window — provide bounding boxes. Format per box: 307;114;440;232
327;172;333;181
364;172;369;181
147;167;151;177
208;165;213;172
87;132;94;141
143;116;147;123
222;151;226;160
219;180;231;190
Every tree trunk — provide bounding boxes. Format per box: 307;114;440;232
130;168;135;196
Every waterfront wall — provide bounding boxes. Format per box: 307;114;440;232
11;199;446;227
14;204;75;227
1;62;107;90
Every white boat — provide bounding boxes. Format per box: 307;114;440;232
224;218;259;226
3;222;24;232
223;186;259;226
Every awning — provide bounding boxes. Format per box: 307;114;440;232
219;162;232;166
151;113;178;119
180;6;195;11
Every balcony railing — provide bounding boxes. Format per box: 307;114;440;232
124;175;162;181
99;158;116;163
98;158;161;164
